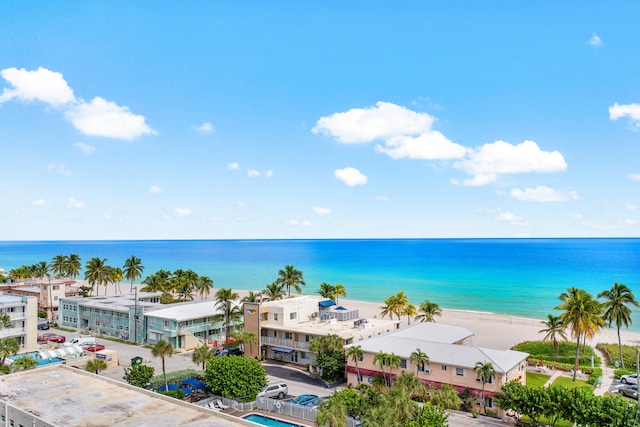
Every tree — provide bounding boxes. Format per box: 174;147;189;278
428;384;461;410
65;254;82;278
0;313;12;330
386;353;402;387
151;339;175;392
598;282;639;369
346;345;364;384
11;355;37;372
241;291;260;303
409;348;429;376
539;314;567;358
310;334;346;382
263;282;285;301
373;351;390;388
316;396;348;427
317;282;335;300
192;345;214;370
474;361;496;415
34;261;54;320
108;266;124;294
414;299;442;323
231;331;258;355
50;255;67;277
0;337;20;365
555;287;604;381
276;265;306;297
404;303;417;325
393;371;427;401
123;363;155;387
196;275;214;300
204;355;267;402
212;288;241;344
123;255;144;293
405;404;449;427
86;358;108;375
84;257;109;296
333;283;347;305
380;291;409;321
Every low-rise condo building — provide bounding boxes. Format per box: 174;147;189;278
244;295;399;365
0;294;38;352
1;279;79;321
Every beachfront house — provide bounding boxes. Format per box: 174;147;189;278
344;322;528;416
0;294;38;352
244;295;399;365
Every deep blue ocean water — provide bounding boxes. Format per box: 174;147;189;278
1;239;639;330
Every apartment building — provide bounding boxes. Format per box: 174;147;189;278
1;279;79;321
0;294;38;351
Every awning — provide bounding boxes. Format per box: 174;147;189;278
182;378;208;390
318;300;336;308
271;347;295;354
158;384;179;391
38;345;84;360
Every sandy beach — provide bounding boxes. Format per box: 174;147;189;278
77;279;640;352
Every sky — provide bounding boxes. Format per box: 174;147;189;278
1;1;640;240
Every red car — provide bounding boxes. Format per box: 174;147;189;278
38;333;66;343
81;343;105;352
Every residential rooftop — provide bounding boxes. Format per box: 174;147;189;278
63;292;164;313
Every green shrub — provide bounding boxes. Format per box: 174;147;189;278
614;368;635;379
158;389;185;400
596;343;637;368
515;341;599;368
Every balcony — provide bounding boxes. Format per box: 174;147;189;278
0;327;25;338
261;336;309;351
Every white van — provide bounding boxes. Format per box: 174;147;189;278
257;382;288;399
65;336;96;347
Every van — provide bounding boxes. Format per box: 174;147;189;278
64;336;96;347
257;382;288;399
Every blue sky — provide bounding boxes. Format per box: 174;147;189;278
1;1;640;240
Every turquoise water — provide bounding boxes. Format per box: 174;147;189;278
8;351;65;366
243;414;301;427
1;239;639;329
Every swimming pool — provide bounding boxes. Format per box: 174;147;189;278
8;351;65;366
243;414;301;427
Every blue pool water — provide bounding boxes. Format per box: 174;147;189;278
8;351;65;366
243;414;301;427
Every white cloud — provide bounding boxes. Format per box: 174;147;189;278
103;213;112;220
609;103;640;127
494;211;529;226
32;199;45;206
173;207;192;217
314;207;332;215
589;33;602;47
148;185;162;194
247;169;260;178
626;204;637;211
237;201;247;209
568;213;583;219
264;169;273;178
285;219;314;227
0;67;75;107
373;196;390;202
67;197;85;209
313;101;434;143
375;131;467;160
628;174;640;181
193;121;215;134
65;96;156;140
73;142;95;155
48;162;72;176
453;140;567;186
227;162;239;170
626;219;636;226
509;185;579;202
334;167;367;187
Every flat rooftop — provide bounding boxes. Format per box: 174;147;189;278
0;365;256;427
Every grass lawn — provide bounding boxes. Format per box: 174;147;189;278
526;372;551;388
513;341;599;367
552;375;592;389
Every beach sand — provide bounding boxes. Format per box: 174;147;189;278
78;280;640;352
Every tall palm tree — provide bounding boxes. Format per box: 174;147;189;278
333;283;347;305
373;351;390;387
555;287;604;381
86;358;108;375
263;282;285;301
123;255;144;293
65;254;82;278
108;267;123;294
317;282;335;300
474;361;496;415
403;303;417;325
386;353;402;387
34;261;54;320
276;265;306;297
380;291;408;321
84;257;109;296
151;339;174;392
192;345;214;370
346;345;364;384
409;348;429;376
414;299;442;323
598;282;640;369
539;314;567;358
0;337;20;366
212;288;241;344
241;291;260;303
196;275;214;300
50;255;67;277
0;313;12;330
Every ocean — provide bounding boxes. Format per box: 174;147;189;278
1;239;639;330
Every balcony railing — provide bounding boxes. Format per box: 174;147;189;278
261;336;309;350
0;327;25;338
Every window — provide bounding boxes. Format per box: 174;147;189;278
290;312;297;320
53;285;59;290
284;332;292;340
418;363;426;372
441;365;447;371
400;359;407;369
273;313;279;321
455;368;465;377
54;296;58;301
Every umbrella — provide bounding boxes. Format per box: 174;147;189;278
182;378;207;390
158;384;178;391
180;387;192;395
335;306;347;311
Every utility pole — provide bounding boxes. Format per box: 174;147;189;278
134;285;138;344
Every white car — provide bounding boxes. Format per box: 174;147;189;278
620;374;638;384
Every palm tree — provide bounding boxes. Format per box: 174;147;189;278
34;261;54;320
0;313;12;330
403;303;417;325
123;255;144;293
196;275;214;300
539;314;567;358
555;287;604;381
65;254;82;278
192;345;214;370
380;291;408;321
86;358;108;375
108;267;124;294
263;282;285;301
386;353;402;387
598;282;639;370
0;337;20;366
11;355;37;372
317;282;335;300
373;351;390;385
241;291;260;303
346;345;364;384
151;339;174;391
50;255;67;277
212;288;241;344
474;361;496;415
414;299;442;323
276;265;306;297
84;257;109;296
429;384;462;410
333;283;347;305
316;396;347;427
409;348;429;376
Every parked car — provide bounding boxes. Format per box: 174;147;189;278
619;384;638;398
38;333;65;343
290;394;319;406
257;382;288;399
309;397;329;409
81;343;105;352
214;347;243;357
37;323;50;330
621;374;638;384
